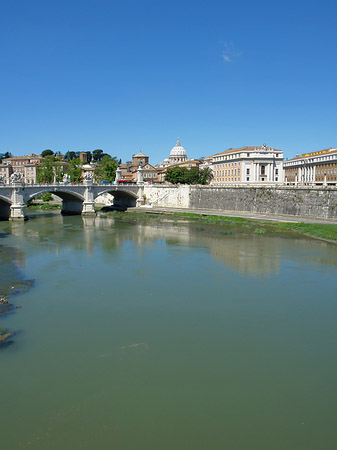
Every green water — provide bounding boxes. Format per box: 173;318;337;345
1;212;337;450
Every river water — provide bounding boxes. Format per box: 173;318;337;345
1;212;337;450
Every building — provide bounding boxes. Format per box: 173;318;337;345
119;151;160;183
168;138;188;165
0;154;43;184
283;148;337;186
210;144;283;185
158;139;189;168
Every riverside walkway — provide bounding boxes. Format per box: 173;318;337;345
138;206;337;225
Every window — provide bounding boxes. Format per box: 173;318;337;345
261;165;265;175
246;168;250;175
246;177;250;181
247;153;250;157
275;169;278;175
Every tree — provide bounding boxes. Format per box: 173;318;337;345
54;163;65;182
165;166;213;185
67;158;82;183
0;152;12;163
37;156;55;183
42;149;54;157
165;167;191;184
54;151;63;159
92;149;104;162
64;151;76;161
198;167;214;185
94;155;118;182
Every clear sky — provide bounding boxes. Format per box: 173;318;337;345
1;0;336;163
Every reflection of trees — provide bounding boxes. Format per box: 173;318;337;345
5;214;337;277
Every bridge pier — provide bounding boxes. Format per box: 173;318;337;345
10;183;27;221
81;180;96;216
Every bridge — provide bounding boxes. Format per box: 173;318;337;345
0;180;145;220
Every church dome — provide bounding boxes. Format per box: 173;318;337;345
169;139;188;164
169;139;187;158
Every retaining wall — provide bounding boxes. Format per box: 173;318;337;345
144;185;337;220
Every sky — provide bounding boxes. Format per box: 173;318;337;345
1;0;336;164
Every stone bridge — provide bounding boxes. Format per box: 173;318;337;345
0;181;145;220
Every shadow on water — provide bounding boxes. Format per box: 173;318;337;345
0;243;34;349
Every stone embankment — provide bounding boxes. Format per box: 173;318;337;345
143;185;337;221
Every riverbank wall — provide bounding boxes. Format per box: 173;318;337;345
143;185;337;220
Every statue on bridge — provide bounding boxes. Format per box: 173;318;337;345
10;172;23;184
0;174;5;184
63;173;71;184
84;171;93;181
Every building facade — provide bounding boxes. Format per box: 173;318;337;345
119;151;159;183
210;144;284;185
0;154;42;184
283;148;337;186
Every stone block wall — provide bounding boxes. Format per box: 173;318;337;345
144;185;190;208
189;186;337;220
144;185;337;220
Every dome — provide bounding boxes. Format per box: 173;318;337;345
169;139;187;158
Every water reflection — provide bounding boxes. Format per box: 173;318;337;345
2;213;337;278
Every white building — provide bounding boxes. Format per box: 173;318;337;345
210;144;284;185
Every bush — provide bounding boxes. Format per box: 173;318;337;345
42;192;53;202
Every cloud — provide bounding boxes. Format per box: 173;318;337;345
221;42;240;63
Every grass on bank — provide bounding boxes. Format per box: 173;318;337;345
171;212;337;242
109;210;337;243
27;204;61;210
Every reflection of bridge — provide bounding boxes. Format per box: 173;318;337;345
0;181;145;220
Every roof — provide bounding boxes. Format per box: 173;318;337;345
133;151;148;157
211;145;282;158
288;148;337;161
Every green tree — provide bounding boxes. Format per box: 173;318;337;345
165;166;213;185
165;167;191;184
0;152;12;163
42;149;54;157
92;149;104;162
37;156;55;183
68;158;82;183
94;155;118;182
54;163;65;182
198;167;214;185
64;151;76;161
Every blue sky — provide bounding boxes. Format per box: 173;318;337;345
1;0;336;163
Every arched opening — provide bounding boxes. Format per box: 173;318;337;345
0;197;11;221
97;189;138;210
28;190;84;215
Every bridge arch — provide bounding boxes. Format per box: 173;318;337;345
95;188;138;208
26;189;84;203
0;195;11;220
26;189;85;215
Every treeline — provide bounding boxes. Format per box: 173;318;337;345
41;149;115;162
37;152;120;184
165;167;213;185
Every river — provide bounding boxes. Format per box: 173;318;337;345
1;211;337;450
